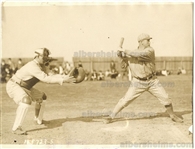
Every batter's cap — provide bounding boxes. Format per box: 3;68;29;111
137;33;152;42
35;48;51;56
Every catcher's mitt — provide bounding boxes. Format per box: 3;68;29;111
69;67;86;83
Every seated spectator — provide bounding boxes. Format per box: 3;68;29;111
110;69;119;79
105;69;111;77
181;69;186;74
84;69;90;81
161;69;168;76
177;67;186;75
91;70;97;81
156;69;171;76
177;67;182;75
97;70;104;81
181;67;186;74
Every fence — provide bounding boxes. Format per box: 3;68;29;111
72;56;193;74
1;56;192;75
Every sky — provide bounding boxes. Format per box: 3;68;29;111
1;2;193;62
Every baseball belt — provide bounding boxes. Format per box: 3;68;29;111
134;75;154;81
10;75;31;90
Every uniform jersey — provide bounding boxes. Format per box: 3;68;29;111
13;59;64;89
125;46;155;78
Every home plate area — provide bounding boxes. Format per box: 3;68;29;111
61;116;192;145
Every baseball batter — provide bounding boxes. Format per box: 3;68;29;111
104;33;183;124
6;48;76;135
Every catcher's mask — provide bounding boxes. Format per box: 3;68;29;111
35;48;51;66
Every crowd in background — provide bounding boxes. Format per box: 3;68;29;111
1;58;187;83
1;58;24;83
48;60;129;81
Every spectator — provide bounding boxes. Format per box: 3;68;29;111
110;60;116;72
84;69;90;81
64;61;71;75
178;67;186;75
105;69;111;77
7;58;16;76
110;69;119;79
16;58;24;71
181;67;186;74
161;69;168;76
1;59;10;83
120;67;128;80
58;64;64;75
97;70;104;81
91;70;97;81
78;60;83;67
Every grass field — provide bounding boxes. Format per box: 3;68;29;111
0;75;193;147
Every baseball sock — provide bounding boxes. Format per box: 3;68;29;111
35;102;41;118
165;104;175;115
36;100;46;124
12;102;30;131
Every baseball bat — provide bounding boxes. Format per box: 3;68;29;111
118;37;132;81
119;37;125;65
119;37;124;48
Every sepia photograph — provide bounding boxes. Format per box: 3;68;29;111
1;1;193;148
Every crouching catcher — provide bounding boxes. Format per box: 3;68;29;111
6;48;75;135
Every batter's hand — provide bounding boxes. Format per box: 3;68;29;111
63;75;76;84
118;47;125;52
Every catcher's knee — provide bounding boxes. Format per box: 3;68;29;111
21;96;32;105
42;93;47;100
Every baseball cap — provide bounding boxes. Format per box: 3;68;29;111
35;48;51;56
137;33;152;42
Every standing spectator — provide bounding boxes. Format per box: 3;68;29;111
7;58;16;76
16;58;24;71
58;64;64;75
1;59;10;83
110;60;116;72
64;61;71;75
78;60;83;67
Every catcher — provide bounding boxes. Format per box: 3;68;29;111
103;33;183;124
6;48;77;135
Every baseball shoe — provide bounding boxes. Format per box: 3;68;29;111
12;127;27;135
103;117;113;124
34;119;50;125
170;114;183;123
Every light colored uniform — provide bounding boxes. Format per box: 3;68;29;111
6;59;64;104
111;46;171;117
6;58;64;131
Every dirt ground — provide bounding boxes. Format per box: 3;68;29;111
0;75;193;147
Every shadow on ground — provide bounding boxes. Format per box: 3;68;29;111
27;110;192;132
